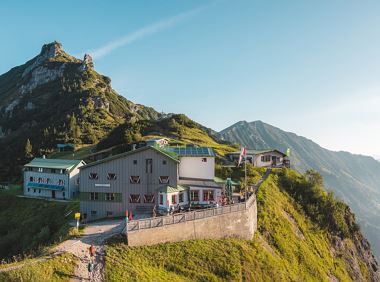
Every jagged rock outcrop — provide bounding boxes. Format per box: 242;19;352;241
78;53;94;72
0;41;161;180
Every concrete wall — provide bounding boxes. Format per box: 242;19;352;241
179;157;214;180
127;197;257;246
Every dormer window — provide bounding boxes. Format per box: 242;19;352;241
159;176;169;184
107;173;117;180
202;158;207;162
89;173;98;180
130;176;140;184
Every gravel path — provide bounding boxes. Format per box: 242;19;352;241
53;219;124;282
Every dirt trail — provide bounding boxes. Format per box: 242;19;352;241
54;219;124;282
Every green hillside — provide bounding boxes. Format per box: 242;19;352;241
219;120;380;259
0;186;77;260
0;42;160;181
104;169;380;281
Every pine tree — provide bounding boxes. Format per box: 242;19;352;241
25;139;33;159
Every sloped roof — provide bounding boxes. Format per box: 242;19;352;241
80;145;179;169
214;177;241;186
157;185;188;193
178;178;222;189
24;158;83;171
227;149;286;156
164;146;215;157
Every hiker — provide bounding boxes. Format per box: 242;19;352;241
88;261;94;279
152;205;156;217
89;244;96;257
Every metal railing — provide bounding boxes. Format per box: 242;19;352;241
127;194;256;232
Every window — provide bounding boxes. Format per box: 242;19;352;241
105;193;115;201
46;178;51;184
33;189;36;193
106;211;113;217
133;160;137;165
202;158;207;162
261;155;271;162
90;192;99;200
27;188;30;192
38;177;42;183
91;210;97;216
179;192;184;203
38;167;43;172
58;179;64;186
107;173;117;180
191;190;199;201
129;176;140;184
172;194;177;204
39;189;41;193
162;160;167;165
62;191;65;197
51;169;56;174
146;159;153;173
129;194;141;203
144;194;155;203
203;190;214;201
159;194;163;205
29;176;34;182
159;176;169;184
89;173;98;180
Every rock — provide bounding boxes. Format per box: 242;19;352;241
20;64;66;94
78;54;94;72
22;41;63;78
25;102;36;111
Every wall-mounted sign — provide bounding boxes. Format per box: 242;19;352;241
95;184;111;187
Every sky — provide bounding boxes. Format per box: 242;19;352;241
1;0;380;157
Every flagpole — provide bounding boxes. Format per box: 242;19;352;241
244;155;247;201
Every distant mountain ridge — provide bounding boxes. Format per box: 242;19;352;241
219;120;380;259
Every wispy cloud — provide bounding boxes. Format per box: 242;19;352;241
84;4;210;60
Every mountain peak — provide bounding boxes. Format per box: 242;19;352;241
39;41;63;59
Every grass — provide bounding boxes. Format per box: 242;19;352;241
0;252;78;282
48;144;96;160
104;171;370;281
0;192;79;260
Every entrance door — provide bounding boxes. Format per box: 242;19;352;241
271;156;277;167
52;190;56;199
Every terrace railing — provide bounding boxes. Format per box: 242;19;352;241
127;193;256;232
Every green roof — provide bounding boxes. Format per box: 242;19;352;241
80;145;179;169
214;177;241;186
25;158;84;171
157;185;188;193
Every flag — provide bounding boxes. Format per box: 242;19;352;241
238;147;247;166
286;148;291;157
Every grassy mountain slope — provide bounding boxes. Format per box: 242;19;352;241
104;169;379;281
0;42;160;180
0;186;77;260
219;120;380;259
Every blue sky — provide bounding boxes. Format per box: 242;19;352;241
1;1;380;157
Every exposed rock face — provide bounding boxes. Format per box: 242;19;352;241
331;235;380;282
22;41;63;77
78;54;94;72
20;64;66;95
